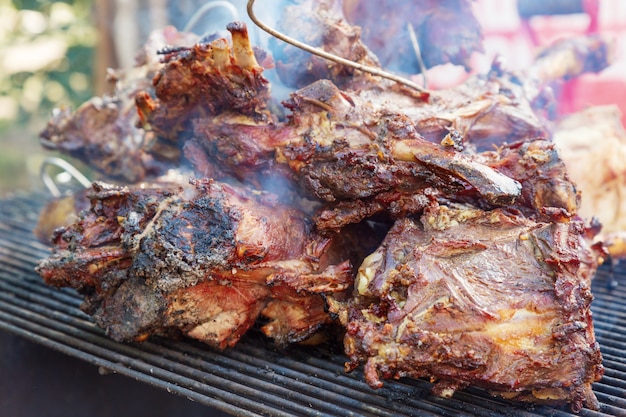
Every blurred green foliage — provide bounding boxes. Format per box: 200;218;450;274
0;0;97;194
0;0;97;129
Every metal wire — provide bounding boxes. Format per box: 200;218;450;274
40;157;91;198
246;0;430;94
407;22;428;89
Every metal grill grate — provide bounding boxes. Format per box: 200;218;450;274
1;192;625;417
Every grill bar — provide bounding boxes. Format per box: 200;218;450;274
1;192;626;417
0;312;267;417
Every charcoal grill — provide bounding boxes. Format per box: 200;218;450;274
1;191;625;417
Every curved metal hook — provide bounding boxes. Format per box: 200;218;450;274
40;157;91;198
246;0;430;94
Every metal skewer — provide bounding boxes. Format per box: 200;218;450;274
246;0;430;94
407;22;428;89
40;157;91;198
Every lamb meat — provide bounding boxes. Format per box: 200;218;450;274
454;34;615;151
477;138;580;220
269;0;382;90
191;77;579;231
40;28;197;182
189;112;295;194
328;203;603;411
188;47;578;216
36;179;358;348
275;79;523;227
553;105;626;258
135;22;272;143
39;97;158;183
342;0;483;72
40;22;272;184
413;62;549;152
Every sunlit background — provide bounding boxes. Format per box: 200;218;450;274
1;0;624;197
0;0;96;196
0;0;261;197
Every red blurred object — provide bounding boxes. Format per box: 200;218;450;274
517;0;624;125
518;0;600;46
475;0;626;128
558;76;626;118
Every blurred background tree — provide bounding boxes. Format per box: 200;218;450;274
0;0;249;196
0;0;97;195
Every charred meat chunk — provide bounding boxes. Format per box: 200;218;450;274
330;204;603;411
343;0;483;72
277;79;521;228
136;22;272;142
37;179;355;348
40;28;197;182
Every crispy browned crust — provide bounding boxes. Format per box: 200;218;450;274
136;22;271;142
36;180;356;348
330;204;603;411
34;10;614;412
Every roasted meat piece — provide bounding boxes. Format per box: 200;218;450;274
191;77;580;230
343;0;483;72
189;112;295;194
36;179;356;348
40;22;273;184
40;97;157;183
414;63;549;152
40;28;197;182
136;22;272;142
554;105;626;258
478;138;580;219
269;0;381;89
329;203;603;411
274;79;522;228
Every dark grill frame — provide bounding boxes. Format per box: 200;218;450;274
1;192;625;417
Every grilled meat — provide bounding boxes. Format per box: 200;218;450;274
343;0;483;72
40;28;197;182
276;79;525;228
34;6;614;411
478;138;580;219
554;105;626;258
189;112;295;194
40;23;271;183
190;74;577;231
415;63;549;151
136;22;272;142
39;97;156;183
36;179;358;348
329;204;603;411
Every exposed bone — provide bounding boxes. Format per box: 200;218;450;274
227;21;260;70
210;38;231;69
